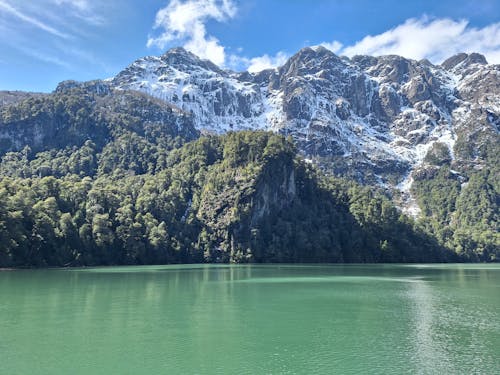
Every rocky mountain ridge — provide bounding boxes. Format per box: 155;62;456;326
0;47;497;262
1;47;498;218
110;47;499;208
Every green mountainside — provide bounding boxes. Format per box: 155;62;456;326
0;85;497;266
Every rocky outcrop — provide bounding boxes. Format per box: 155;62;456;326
110;47;496;188
0;85;198;155
2;47;498;215
441;53;488;70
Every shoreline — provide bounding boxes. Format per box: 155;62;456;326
1;261;498;271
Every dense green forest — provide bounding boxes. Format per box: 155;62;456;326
0;131;454;267
411;130;499;262
0;86;497;266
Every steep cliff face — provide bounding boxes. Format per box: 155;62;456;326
193;135;299;263
0;83;198;155
251;162;296;225
112;48;269;133
188;133;448;264
111;47;499;201
1;47;498;222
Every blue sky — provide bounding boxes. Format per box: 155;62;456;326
1;0;499;92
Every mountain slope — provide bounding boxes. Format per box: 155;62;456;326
110;47;499;260
0;46;498;263
0;81;198;176
0;131;451;267
111;47;498;188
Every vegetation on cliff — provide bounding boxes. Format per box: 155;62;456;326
0;87;496;266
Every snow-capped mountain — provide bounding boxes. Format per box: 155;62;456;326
110;46;499;213
1;46;496;217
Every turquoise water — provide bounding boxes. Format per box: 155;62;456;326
1;264;499;374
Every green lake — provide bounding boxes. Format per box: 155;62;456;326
1;264;499;374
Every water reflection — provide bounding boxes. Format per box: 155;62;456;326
408;279;457;373
0;264;499;374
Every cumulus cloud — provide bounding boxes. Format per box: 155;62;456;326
146;6;500;71
147;0;236;66
321;16;500;64
227;51;289;72
319;40;343;54
246;51;289;72
147;0;289;71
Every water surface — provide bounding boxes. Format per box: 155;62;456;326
1;264;499;374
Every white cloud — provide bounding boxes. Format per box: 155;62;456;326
319;41;343;54
0;0;70;39
246;52;289;73
146;0;289;72
226;51;289;72
0;0;110;69
51;0;90;11
321;16;500;64
147;0;236;66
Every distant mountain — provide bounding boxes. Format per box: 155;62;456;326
111;47;498;193
0;91;46;107
0;81;197;158
0;47;497;264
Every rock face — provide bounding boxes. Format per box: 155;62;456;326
111;47;499;209
112;48;269;133
0;83;198;155
1;47;497;215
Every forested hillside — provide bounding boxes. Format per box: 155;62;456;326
0;129;454;267
0;84;497;267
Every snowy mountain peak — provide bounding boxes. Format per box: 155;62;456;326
441;52;488;71
158;47;225;74
109;47;499;215
280;46;345;77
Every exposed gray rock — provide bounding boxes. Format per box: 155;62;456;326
442;53;488;70
76;47;500;207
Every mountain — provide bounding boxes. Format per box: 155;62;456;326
4;47;498;189
0;130;451;267
0;47;498;264
0;81;197;171
0;91;45;107
111;47;497;183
